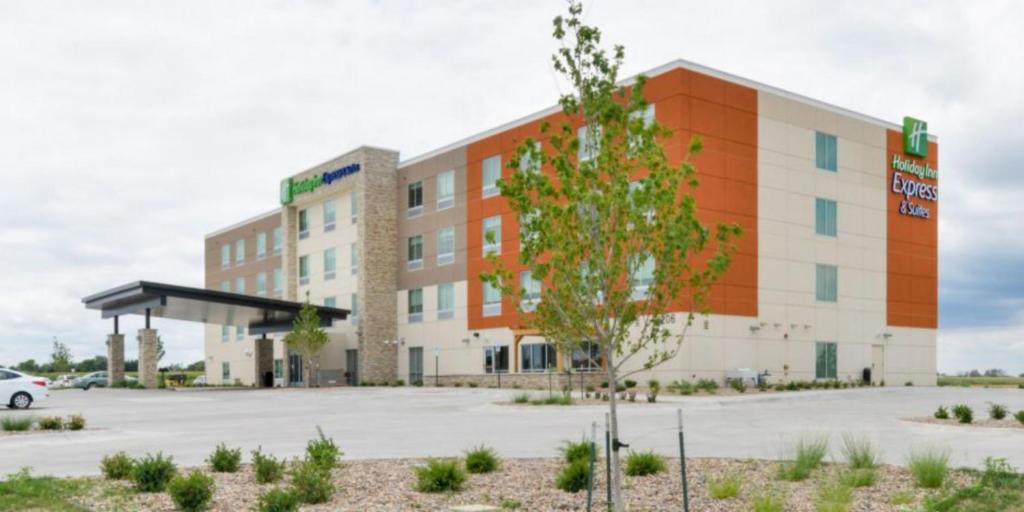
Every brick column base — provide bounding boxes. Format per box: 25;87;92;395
107;334;125;386
138;329;159;389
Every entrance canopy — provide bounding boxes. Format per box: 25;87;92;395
83;281;349;334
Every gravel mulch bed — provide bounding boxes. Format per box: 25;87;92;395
71;457;972;512
906;417;1024;430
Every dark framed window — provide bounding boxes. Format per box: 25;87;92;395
569;341;602;372
484;346;509;374
521;343;556;373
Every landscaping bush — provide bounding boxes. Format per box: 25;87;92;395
37;416;63;431
751;491;786;512
207;443;241;473
706;472;741;499
257;488;301;512
988;402;1008;420
728;378;747;393
695;378;719;393
289;459;334;503
512;392;530;404
839;434;877;470
934;405;949;419
560;439;593;464
908;448;950;488
252;447;286;484
132;452;177;492
100;452;135;480
1;416;34;432
623;379;637;389
167;471;215;512
555;458;590;493
778;435;829;481
668;379;693;395
624;450;666;476
815;480;853;512
1015;410;1024;425
468;382;479;388
952;404;973;423
414;459;466;493
464;445;500;474
64;414;86;431
306;427;342;470
840;468;877;488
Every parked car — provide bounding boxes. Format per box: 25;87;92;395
191;375;207;386
48;374;77;389
0;368;49;409
73;371;137;390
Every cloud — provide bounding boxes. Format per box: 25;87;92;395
0;1;1022;373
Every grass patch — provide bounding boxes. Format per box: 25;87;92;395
555;458;590;493
987;402;1008;420
0;468;92;511
890;489;916;505
923;457;1024;511
839;434;878;469
815;480;853;512
706;472;741;499
512;392;530;404
414;459;466;493
559;439;593;464
751;490;786;512
1;416;35;432
952;404;974;423
840;468;877;488
908;447;950;489
1016;410;1024;425
934;405;949;419
37;416;64;431
937;375;1024;387
778;435;829;481
623;450;666;477
100;452;135;480
464;445;500;474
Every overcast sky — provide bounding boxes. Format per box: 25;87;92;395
1;1;1021;375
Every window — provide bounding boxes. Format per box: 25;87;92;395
815;132;838;172
323;248;336;280
518;141;542;173
408;288;423;323
520;271;541;312
482;215;501;256
236;325;245;341
816;264;838;302
815;341;838;379
484;345;509;374
815;198;837;237
235;239;245;264
273;359;283;379
235;277;246;295
256;272;267;296
256;233;267;259
323;199;337;232
483;280;502;317
436;170;455;210
630;254;655;300
273;268;283;295
222;362;230;381
521;343;556;373
221;325;229;342
220;280;230;292
272;227;282;255
570;341;602;372
324;296;336;308
350;242;358;275
350;191;358;224
407;181;424;217
437;226;455;266
407;235;423;271
482;155;501;197
298;255;310;285
298;209;310;239
350;293;359;324
437;283;455;320
220;245;230;268
578;125;600;162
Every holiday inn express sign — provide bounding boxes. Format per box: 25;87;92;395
280;162;361;205
890;116;937;219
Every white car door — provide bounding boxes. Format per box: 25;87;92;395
0;369;18;403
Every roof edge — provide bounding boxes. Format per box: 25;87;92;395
204;208;281;239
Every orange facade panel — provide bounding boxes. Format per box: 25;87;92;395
465;69;758;330
886;129;938;328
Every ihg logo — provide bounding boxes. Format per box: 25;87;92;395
902;116;928;158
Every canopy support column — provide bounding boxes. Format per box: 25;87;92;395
107;315;125;386
138;327;158;388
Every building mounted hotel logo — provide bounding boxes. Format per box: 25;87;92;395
903;116;928;158
891;116;936;219
279;163;361;205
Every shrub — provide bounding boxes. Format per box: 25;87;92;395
1015;410;1024;424
132;452;177;492
839;434;877;469
623;379;637;389
64;414;86;431
751;491;786;512
512;392;530;404
560;439;593;464
290;459;334;503
305;427;342;470
1;416;34;432
464;445;499;474
840;468;876;488
555;458;590;493
728;379;748;393
905;380;914;386
414;459;466;493
952;404;973;423
624;450;666;476
706;472;741;499
101;452;135;480
695;378;719;393
468;382;479;388
167;471;215;512
394;379;405;386
778;435;829;481
668;380;693;395
256;488;301;512
453;382;463;387
907;448;950;488
37;416;63;431
934;405;949;419
987;402;1008;420
207;443;241;473
647;379;660;392
773;383;786;392
815;481;853;512
252;447;286;484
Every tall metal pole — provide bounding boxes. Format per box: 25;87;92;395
678;409;689;512
586;421;596;511
144;308;151;329
435;353;439;387
113;315;119;335
605;412;612;511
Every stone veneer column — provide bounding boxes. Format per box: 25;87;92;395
107;334;125;385
254;337;274;387
137;329;159;388
357;147;399;384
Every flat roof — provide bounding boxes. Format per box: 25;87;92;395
83;281;349;334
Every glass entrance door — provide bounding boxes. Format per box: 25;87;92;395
288;351;303;386
408;347;423;385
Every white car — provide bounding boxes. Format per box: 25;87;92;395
0;368;49;409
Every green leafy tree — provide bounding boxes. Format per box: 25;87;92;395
480;3;738;509
50;337;74;373
156;336;166;363
15;359;40;373
284;294;330;387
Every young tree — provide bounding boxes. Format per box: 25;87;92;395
156;336;166;363
480;3;739;509
284;294;330;387
50;337;74;373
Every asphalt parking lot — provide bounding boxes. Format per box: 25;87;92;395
1;386;1022;477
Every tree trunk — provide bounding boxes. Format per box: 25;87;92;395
606;344;625;512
